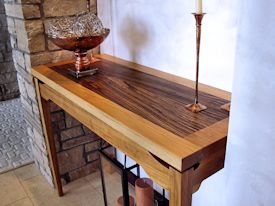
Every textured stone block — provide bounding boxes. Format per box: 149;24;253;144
21;96;34;117
14;19;28;51
0;62;15;73
69;161;99;181
60;126;84;141
54;133;61;152
9;34;16;49
15;19;45;53
0;30;8;43
6;41;12;52
32;100;40;116
13;50;25;68
17;0;41;3
84;139;100;152
24;53;32;72
0;71;17;84
30;50;74;66
4;4;23;18
5;81;19;94
51;110;64;122
22;4;41;19
65;112;81;128
0;52;3;62
50;101;62;112
86;151;99;162
6;17;15;35
25;20;45;53
3;52;12;61
17;74;27;98
47;39;60;51
33;127;46;152
57;120;65;130
43;0;87;17
0;1;4;14
15;63;33;83
25;81;36;102
0;42;5;51
4;3;41;19
83;125;93;135
62;135;98;150
0;14;7;27
57;146;86;175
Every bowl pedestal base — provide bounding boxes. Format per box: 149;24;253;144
69;68;98;79
70;50;99;78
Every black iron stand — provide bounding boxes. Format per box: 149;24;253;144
99;142;140;206
98;141;168;206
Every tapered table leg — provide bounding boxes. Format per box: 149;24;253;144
169;167;193;206
34;78;63;196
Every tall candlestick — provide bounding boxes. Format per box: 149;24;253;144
185;13;207;113
196;0;203;14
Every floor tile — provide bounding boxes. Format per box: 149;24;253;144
0;163;137;206
0;98;33;173
85;169;136;205
13;164;40;181
7;198;33;206
22;174;104;206
0;171;27;205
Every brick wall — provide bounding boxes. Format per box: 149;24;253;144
0;0;19;101
4;0;99;186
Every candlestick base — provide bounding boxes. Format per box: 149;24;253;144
185;103;207;113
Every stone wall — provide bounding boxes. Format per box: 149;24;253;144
50;102;101;183
4;0;98;185
0;0;19;101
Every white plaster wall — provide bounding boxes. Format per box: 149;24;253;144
222;1;275;205
98;0;238;91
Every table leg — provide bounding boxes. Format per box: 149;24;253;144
34;79;63;196
169;167;193;206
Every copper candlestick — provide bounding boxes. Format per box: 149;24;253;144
186;13;207;113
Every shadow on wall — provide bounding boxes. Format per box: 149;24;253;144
119;15;150;62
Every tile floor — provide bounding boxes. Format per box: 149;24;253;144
0;163;135;206
0;98;33;173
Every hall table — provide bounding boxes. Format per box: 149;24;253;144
32;54;230;206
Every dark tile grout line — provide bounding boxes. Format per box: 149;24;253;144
0;161;35;175
5;197;32;206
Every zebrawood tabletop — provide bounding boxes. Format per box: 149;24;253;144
50;59;229;139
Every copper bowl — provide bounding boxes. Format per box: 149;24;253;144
48;28;110;72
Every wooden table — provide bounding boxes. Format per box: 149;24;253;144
32;54;230;206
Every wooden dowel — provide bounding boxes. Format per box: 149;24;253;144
135;178;154;206
116;196;135;206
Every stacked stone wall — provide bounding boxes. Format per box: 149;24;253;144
4;0;99;185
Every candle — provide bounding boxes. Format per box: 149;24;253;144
196;0;203;14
